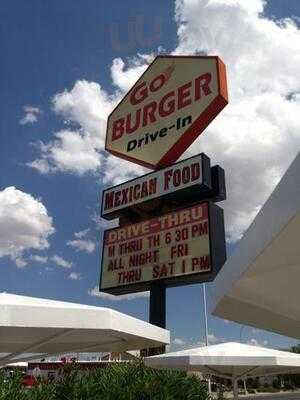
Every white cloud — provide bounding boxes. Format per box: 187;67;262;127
20;105;41;125
248;338;269;346
68;272;81;280
172;0;300;241
51;255;72;269
28;0;300;242
207;333;220;344
0;187;54;266
28;80;113;176
15;257;28;268
91;213;119;231
28;130;102;175
53;80;113;139
103;155;145;185
88;286;149;301
27;56;151;184
185;334;221;348
173;337;186;345
29;255;48;263
67;239;96;254
26;159;53;174
110;55;153;93
67;229;96;253
74;229;90;238
175;339;206;349
248;338;260;346
247;338;268;347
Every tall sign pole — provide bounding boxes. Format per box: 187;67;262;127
149;282;166;355
100;55;228;356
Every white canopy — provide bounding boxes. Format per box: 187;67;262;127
145;342;300;399
2;362;28;368
0;293;169;367
210;153;300;338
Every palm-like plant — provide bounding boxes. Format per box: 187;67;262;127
0;361;208;400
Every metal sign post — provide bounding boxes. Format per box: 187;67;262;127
148;282;166;355
149;282;166;329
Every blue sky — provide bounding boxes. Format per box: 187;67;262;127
1;0;300;351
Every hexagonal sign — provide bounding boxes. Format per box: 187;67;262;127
105;55;228;170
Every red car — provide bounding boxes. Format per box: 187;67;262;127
22;375;38;387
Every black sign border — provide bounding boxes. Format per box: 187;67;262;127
99;201;226;295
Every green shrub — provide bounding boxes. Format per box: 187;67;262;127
0;361;208;400
0;370;27;400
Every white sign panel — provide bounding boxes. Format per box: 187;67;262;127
100;202;226;295
101;154;211;220
105;55;228;169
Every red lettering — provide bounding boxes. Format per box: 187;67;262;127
114;191;121;207
119;239;143;255
178;82;192;109
195;73;212;100
152;263;175;279
148;178;157;195
191;163;200;181
118;269;141;283
112;118;125;141
104;192;114;210
182;166;190;184
158;91;175;117
110;71;213;141
192;221;208;237
160;264;168;277
173;169;181;187
192;255;210;271
164;169;173;190
149;74;166;92
141;181;148;197
142;101;157;127
125;110;141;134
121;188;129;205
130;82;148;105
152;265;159;279
133;184;140;201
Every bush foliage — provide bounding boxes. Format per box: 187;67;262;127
0;361;208;400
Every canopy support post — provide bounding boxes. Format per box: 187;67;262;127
233;378;239;400
243;379;248;395
203;283;211;395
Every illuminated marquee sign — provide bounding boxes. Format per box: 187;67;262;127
100;202;226;295
105;55;228;169
101;153;212;220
